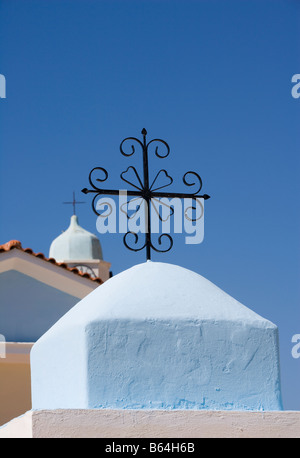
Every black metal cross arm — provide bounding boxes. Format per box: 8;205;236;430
82;186;142;198
151;190;210;200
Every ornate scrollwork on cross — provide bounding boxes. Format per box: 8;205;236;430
82;128;210;260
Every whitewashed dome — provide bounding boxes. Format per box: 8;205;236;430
31;261;283;411
49;215;103;262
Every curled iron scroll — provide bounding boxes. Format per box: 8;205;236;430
123;231;147;252
120;137;144;158
150;233;173;253
147;138;170;159
183;171;203;195
87;167;109;189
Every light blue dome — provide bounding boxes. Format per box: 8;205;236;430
49;215;103;262
31;261;282;411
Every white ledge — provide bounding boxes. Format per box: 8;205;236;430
0;409;299;438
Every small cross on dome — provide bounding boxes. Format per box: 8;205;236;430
63;191;85;215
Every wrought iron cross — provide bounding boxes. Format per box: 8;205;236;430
82;128;210;260
63;191;85;215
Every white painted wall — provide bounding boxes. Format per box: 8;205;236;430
0;409;299;438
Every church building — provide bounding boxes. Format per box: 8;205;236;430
0;215;110;426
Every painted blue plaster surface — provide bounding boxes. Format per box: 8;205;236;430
85;320;282;411
31;262;283;411
0;270;80;342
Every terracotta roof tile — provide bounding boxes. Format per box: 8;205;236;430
0;240;103;284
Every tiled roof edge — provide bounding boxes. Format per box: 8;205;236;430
0;240;103;284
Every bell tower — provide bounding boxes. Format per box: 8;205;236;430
49;213;111;282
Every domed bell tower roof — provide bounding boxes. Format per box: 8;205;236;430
49;215;103;263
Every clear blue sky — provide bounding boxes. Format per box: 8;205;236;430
0;0;299;410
